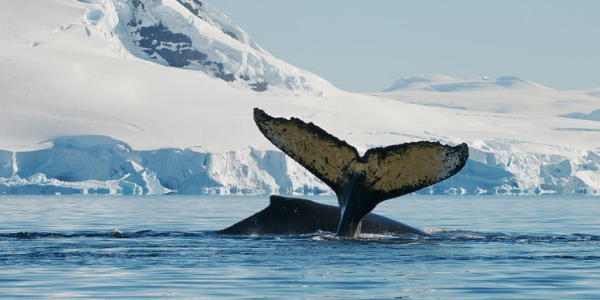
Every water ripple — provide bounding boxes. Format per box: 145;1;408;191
1;195;600;299
2;229;597;246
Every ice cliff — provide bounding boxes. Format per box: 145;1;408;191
0;136;328;195
1;136;598;195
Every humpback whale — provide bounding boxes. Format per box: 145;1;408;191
220;108;469;237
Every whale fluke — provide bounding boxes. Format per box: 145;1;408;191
254;108;468;237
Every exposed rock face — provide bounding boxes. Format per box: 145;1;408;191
126;2;235;82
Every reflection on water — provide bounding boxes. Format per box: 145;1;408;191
0;195;599;299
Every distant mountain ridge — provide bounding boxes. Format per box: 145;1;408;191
372;74;599;118
382;74;549;92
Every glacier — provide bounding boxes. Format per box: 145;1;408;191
1;0;600;195
1;135;599;196
0;135;329;195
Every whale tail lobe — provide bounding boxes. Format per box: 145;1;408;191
253;108;468;237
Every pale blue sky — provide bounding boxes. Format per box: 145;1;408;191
210;1;600;92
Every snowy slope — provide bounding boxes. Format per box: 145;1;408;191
1;0;600;195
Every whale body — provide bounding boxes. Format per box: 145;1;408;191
218;195;425;235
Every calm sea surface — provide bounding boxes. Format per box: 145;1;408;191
0;195;598;299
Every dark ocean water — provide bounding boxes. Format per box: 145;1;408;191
0;195;598;299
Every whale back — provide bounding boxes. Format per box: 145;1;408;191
218;196;425;235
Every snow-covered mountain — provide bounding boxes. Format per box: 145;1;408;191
107;0;322;92
375;74;600;117
1;0;600;195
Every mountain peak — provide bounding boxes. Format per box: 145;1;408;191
96;0;326;93
381;74;454;91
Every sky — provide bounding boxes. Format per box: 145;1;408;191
210;0;600;92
